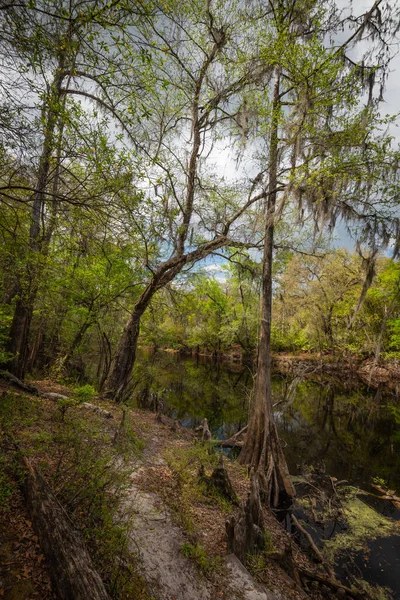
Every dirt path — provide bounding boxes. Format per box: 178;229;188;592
127;469;213;600
123;414;282;600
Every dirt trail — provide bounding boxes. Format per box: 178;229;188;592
0;379;289;600
127;467;213;600
123;418;281;600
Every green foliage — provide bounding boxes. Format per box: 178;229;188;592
372;475;387;488
163;441;237;537
0;306;13;364
56;396;82;422
138;249;400;359
263;530;274;554
74;384;96;403
246;529;275;577
180;541;221;575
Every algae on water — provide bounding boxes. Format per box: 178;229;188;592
324;495;397;559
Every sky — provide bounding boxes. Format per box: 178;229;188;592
203;0;400;282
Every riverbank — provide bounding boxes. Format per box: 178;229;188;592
141;346;400;389
1;375;399;599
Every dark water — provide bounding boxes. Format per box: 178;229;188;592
134;349;400;491
133;350;400;598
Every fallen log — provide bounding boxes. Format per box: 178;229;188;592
82;402;113;419
291;514;334;579
23;457;111;600
40;393;113;419
42;391;69;400
213;425;247;448
213;438;244;448
0;370;39;395
371;483;400;509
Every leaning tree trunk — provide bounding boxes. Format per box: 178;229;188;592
238;68;295;508
103;303;145;403
103;273;168;402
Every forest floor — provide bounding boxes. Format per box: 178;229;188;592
0;377;391;600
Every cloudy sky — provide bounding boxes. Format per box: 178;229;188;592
202;0;400;280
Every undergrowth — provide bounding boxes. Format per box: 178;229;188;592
181;541;222;575
0;389;150;600
165;441;234;513
161;441;237;575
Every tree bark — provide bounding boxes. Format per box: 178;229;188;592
226;474;266;563
103;278;159;402
23;457;111;600
238;69;295;508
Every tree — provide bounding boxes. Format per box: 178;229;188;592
274;250;363;353
103;0;271;401
0;0;149;377
238;0;400;506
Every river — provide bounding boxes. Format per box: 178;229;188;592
133;349;400;599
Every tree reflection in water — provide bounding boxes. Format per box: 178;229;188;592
133;349;400;492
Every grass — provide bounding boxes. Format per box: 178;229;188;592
165;441;235;513
162;440;237;541
180;541;222;575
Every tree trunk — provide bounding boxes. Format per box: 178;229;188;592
103;273;167;403
23;457;111;600
57;318;94;375
5;299;34;379
347;248;377;330
238;69;295;508
5;63;65;378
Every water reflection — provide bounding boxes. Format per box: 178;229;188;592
133;349;400;492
